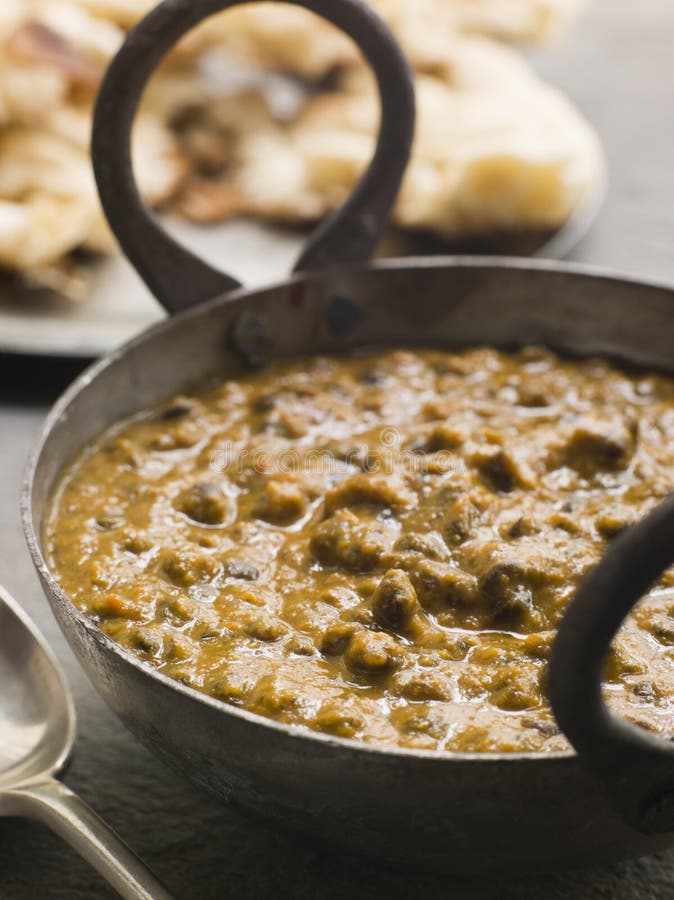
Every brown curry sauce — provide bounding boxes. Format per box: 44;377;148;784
45;347;674;752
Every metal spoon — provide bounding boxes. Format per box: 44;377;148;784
0;585;173;899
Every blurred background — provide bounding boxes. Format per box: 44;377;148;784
2;0;669;358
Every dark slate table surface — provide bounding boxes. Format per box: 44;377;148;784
1;1;674;896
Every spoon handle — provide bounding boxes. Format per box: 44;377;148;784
0;778;173;899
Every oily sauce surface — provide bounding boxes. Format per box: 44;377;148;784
46;347;674;752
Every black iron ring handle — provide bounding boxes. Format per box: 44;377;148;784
550;494;674;834
92;0;415;314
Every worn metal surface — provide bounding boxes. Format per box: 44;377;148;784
2;0;674;896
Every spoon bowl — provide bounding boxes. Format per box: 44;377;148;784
0;585;74;790
0;587;172;899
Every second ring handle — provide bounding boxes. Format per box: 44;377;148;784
549;494;674;834
92;0;416;314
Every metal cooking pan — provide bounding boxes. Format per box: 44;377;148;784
21;0;674;874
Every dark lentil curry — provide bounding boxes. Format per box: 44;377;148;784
46;347;674;752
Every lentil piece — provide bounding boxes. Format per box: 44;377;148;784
178;482;233;526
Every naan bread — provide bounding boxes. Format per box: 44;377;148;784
71;0;585;79
175;34;603;240
0;0;595;292
175;0;584;80
63;0;154;29
0;0;190;284
435;0;584;42
0;129;98;268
